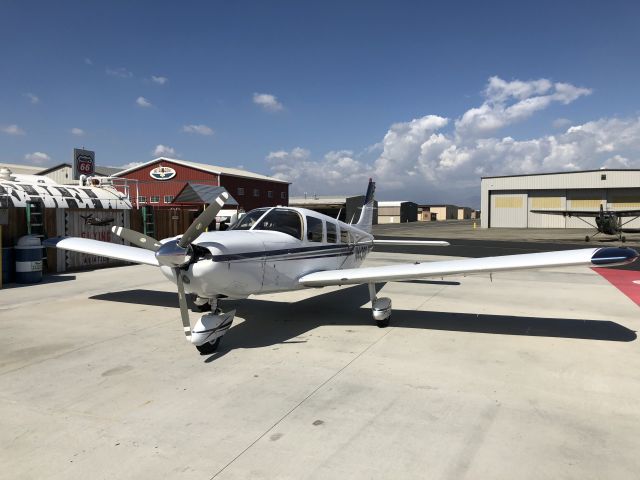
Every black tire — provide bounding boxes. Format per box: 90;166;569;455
196;337;220;355
196;302;212;313
376;317;390;328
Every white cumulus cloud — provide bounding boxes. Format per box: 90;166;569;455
136;96;152;108
2;124;26;135
153;144;176;157
106;67;133;78
151;75;168;85
266;76;639;206
182;124;214;136
253;92;283;111
70;127;85;136
24;93;39;104
24;152;51;164
455;76;591;138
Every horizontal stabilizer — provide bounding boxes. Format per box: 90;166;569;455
44;237;159;266
299;247;638;287
372;239;450;247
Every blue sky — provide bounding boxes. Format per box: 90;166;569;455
2;1;640;205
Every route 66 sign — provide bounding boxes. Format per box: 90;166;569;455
150;166;177;180
72;148;95;179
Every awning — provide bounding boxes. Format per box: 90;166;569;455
172;183;239;206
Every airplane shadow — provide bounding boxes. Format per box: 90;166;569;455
90;284;637;361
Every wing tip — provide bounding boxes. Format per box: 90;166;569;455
591;247;639;267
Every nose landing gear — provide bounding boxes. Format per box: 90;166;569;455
191;308;236;354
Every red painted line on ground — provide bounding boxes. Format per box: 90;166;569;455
592;268;640;307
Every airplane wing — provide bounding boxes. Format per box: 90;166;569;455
612;209;640;217
529;209;601;217
531;209;640;217
298;247;638;287
372;239;450;246
44;237;160;266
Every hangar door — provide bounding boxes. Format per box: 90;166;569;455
490;191;527;228
608;188;640;229
527;190;565;228
566;189;603;228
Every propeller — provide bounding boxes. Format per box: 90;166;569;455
111;226;162;251
112;191;230;341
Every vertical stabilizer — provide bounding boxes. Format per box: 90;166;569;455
354;179;376;233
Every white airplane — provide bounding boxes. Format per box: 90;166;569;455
45;180;639;354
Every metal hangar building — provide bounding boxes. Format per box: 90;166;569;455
480;169;640;228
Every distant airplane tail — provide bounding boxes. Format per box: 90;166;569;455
354;179;376;233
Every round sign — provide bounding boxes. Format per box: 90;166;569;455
150;166;176;180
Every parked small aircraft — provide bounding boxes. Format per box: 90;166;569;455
531;205;640;242
80;213;115;227
45;180;638;354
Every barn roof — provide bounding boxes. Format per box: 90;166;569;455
114;157;289;184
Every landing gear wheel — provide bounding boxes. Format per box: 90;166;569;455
585;236;590;242
621;236;626;243
196;303;212;313
196;337;220;355
376;317;390;328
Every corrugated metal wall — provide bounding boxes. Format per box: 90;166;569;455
490;191;527;227
481;170;640;228
55;209;130;271
527;190;565;228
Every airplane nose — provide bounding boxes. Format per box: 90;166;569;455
591;247;640;267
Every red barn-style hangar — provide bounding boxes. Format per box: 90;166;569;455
115;157;289;210
114;157;290;238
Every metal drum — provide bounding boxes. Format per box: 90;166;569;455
15;235;43;283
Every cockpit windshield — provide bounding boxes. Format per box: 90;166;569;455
229;208;269;230
253;208;303;239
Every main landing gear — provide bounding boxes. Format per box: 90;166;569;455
369;283;392;328
190;297;235;354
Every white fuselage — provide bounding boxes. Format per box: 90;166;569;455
159;207;373;299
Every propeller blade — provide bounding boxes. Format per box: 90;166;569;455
178;192;229;248
174;267;192;341
111;226;162;251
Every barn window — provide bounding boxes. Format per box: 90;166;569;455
164;195;174;203
268;190;273;198
601;174;607;180
138;196;147;203
150;196;160;203
253;188;260;197
237;187;245;196
281;192;286;199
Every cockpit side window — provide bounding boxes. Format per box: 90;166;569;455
340;227;351;244
254;208;303;239
326;222;337;243
230;208;269;230
306;216;323;242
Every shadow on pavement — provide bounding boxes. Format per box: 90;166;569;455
90;284;637;360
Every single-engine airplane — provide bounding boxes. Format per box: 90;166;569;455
80;213;115;227
531;205;640;242
45;180;639;354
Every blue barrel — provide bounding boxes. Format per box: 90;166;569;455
2;247;14;284
15;235;43;283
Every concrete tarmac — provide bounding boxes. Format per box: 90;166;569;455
1;252;640;479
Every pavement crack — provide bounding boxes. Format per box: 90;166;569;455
209;327;395;479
